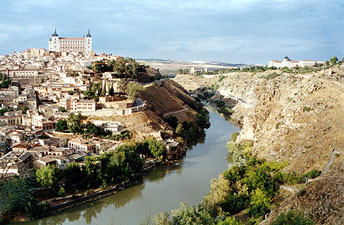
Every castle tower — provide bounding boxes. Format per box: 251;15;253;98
49;29;60;52
85;29;92;55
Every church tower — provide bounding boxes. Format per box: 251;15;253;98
85;29;92;55
49;29;60;52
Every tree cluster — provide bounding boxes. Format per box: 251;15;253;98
35;139;165;192
164;109;210;148
92;57;149;80
154;142;320;225
0;178;48;222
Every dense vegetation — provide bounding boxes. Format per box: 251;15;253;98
0;178;47;222
90;57;160;82
34;140;165;192
165;109;210;147
153;142;319;225
270;210;314;225
56;114;131;141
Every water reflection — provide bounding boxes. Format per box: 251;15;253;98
187;130;206;149
22;109;240;225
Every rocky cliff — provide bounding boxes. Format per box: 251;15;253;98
173;64;344;224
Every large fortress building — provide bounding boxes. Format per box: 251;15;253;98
49;29;92;55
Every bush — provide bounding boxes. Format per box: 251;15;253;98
270;211;314;225
221;193;248;215
231;132;239;142
142;138;166;159
58;187;66;197
264;72;280;80
249;188;271;218
196;108;210;129
217;216;243;225
302;169;320;179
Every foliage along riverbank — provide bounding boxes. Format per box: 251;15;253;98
152;138;320;225
0;108;210;224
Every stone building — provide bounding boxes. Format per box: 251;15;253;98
49;29;92;55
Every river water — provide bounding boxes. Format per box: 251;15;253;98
23;109;239;225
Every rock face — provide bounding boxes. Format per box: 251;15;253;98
173;64;344;224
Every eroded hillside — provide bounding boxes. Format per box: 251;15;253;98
174;64;344;224
90;79;201;141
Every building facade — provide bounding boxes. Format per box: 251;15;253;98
49;29;92;55
268;56;324;69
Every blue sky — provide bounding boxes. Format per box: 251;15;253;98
0;0;343;64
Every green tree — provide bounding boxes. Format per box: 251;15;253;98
22;106;29;114
249;188;271;218
0;108;8;116
64;162;86;190
201;174;231;216
217;217;244;225
143;138;166;159
164;115;179;129
56;119;68;132
175;123;184;137
330;56;338;65
0;178;32;219
171;202;214;225
325;61;330;66
0;75;11;88
67;113;83;134
154;212;171;225
36;165;63;188
196;109;210;129
58;106;67;112
271;211;314;225
109;84;115;96
82;157;101;188
127;82;143;99
58;187;66;197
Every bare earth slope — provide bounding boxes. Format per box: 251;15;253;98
91;80;200;141
173;64;344;224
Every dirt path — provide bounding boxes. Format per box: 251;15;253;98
163;107;189;117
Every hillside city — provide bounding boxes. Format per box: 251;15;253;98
0;29;343;225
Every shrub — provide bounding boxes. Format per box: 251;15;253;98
231;132;239;142
58;187;66;197
302;169;320;179
221;193;248;214
264;72;280;80
249;188;271;218
217;216;244;225
303;107;312;112
270;211;314;225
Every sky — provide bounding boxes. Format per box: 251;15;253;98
0;0;343;64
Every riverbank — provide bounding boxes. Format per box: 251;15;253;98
172;64;344;224
20;109;240;225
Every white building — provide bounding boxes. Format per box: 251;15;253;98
49;29;92;55
268;56;324;69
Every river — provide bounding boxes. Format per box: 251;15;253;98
23;108;240;225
